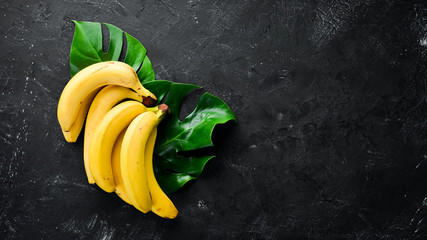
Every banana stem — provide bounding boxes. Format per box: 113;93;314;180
146;104;169;126
154;104;169;125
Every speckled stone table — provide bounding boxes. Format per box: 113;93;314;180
1;0;427;239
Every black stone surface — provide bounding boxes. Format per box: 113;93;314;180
1;0;427;239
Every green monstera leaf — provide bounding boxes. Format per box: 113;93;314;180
144;81;236;193
70;21;155;83
69;21;236;193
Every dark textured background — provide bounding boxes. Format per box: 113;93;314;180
1;0;427;239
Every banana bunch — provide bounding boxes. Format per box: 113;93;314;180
57;61;178;219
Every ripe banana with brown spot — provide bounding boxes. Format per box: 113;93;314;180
111;128;133;205
145;128;178;219
57;61;157;138
120;111;156;212
120;105;168;213
83;85;143;184
89;100;147;193
62;88;100;142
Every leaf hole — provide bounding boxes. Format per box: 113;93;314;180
118;32;128;62
178;88;204;121
211;121;236;146
135;56;144;74
159;91;169;104
101;23;110;54
176;121;235;158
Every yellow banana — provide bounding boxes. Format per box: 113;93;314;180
57;61;157;134
62;88;100;142
89;100;147;193
83;85;143;184
111;128;133;205
145;128;178;219
121;111;156;212
121;105;169;213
